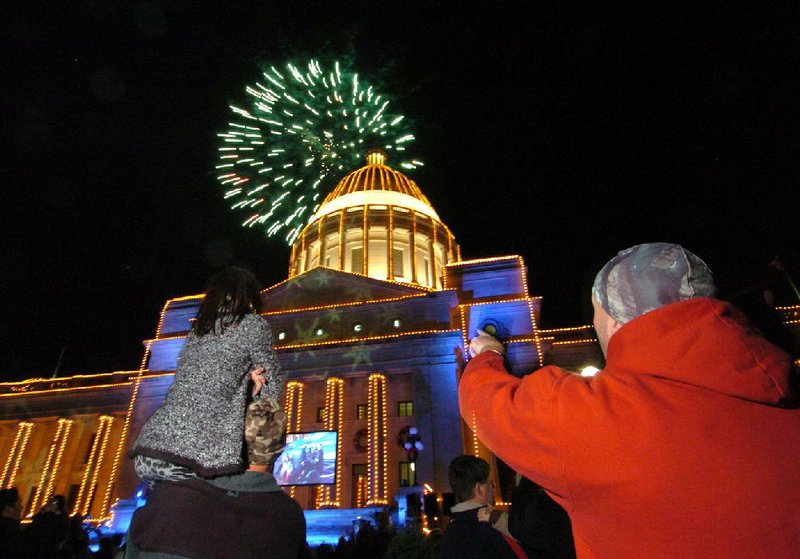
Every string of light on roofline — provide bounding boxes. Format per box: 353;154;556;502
145;328;460;352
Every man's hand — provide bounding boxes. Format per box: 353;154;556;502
249;366;266;397
468;329;506;358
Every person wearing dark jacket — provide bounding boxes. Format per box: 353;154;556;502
127;397;308;559
442;455;522;559
0;488;24;559
508;476;575;559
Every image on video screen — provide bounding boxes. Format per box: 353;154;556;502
272;431;338;486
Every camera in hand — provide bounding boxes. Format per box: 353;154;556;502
479;319;510;342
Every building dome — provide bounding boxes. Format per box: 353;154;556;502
289;149;460;289
319;149;433;206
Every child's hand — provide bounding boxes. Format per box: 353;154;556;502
249;367;266;397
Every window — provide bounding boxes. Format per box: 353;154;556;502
398;401;413;417
317;407;327;423
392;248;404;278
277;331;287;341
25;487;37;516
83;433;97;463
351;247;363;274
307;241;321;270
399;461;416;487
67;484;80;513
353;323;363;333
352;464;369;508
392;319;402;328
356;404;367;420
314;328;325;337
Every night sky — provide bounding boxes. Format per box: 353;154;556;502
3;3;798;382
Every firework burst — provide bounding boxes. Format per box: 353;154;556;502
215;59;422;244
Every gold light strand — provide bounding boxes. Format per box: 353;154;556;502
274;328;460;351
516;255;530;296
446;255;523;268
526;299;544;367
458;305;470;353
366;376;373;503
98;357;144;522
2;422;33;488
0;381;135;399
318;378;344;508
1;424;25;487
538;325;595;334
552;339;599;346
28;419;67;517
387;206;394;280
447;231;453;263
262;292;432;317
430;217;439;289
362;205;368;276
42;419;74;506
284;382;297;431
73;416;106;515
284;381;303;502
318;216;324;271
294;382;305;432
338;208;345;270
289;243;297;277
355;475;364;508
154;295;203;339
457;296;541;308
366;373;389;505
84;416;114;518
471;412;480;457
260;264;433;295
411;212;418;284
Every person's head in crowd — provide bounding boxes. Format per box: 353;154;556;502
0;487;22;520
591;242;716;354
194;266;263;336
42;494;67;515
448;455;493;505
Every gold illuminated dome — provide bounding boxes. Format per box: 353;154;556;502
290;150;460;289
319;148;433;209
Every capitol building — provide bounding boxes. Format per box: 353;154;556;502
1;149;615;538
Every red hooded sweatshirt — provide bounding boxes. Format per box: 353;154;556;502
459;298;799;559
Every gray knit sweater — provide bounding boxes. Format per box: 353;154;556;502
130;314;284;477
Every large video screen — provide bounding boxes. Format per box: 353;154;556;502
273;431;338;486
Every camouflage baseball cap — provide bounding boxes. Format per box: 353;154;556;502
592;243;716;324
245;397;287;467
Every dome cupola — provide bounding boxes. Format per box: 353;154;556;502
289;149;460;289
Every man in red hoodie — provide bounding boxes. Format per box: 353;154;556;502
460;243;799;559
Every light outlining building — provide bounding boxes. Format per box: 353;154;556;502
5;150;795;539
